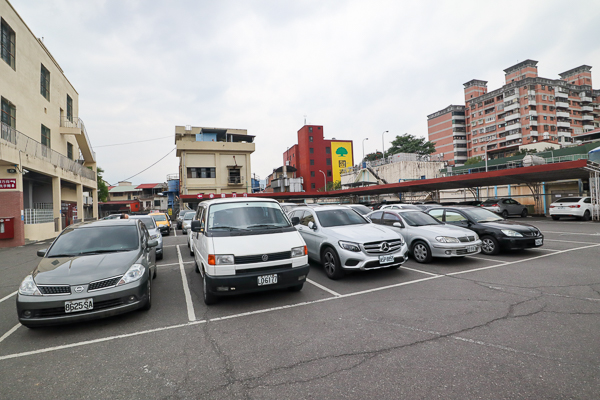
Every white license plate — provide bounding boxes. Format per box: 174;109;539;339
557;207;564;209
65;298;93;313
257;274;278;286
467;245;477;253
379;255;394;264
535;238;543;246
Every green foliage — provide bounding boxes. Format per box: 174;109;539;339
463;156;482;166
515;148;538;156
364;151;384;161
386;133;436;156
318;180;341;192
96;167;109;202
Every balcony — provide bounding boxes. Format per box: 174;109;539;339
60;117;96;163
1;122;96;181
582;114;594;121
504;133;522;141
504;112;520;122
529;120;538;126
582;105;593;112
227;175;245;185
557;121;571;128
505;121;521;129
581;96;593;103
583;123;595;130
555;101;569;108
555;90;569;99
556;111;570;118
529;110;537;116
504;102;520;112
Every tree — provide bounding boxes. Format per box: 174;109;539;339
463;156;482;166
386;133;436;156
318;180;341;192
515;148;537;156
96;167;109;202
364;151;384;162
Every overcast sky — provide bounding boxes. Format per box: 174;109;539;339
10;0;600;186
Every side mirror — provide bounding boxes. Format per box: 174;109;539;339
308;221;316;230
148;239;158;248
37;249;47;257
393;222;404;228
191;220;203;232
291;217;300;226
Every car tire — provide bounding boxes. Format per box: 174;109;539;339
412;241;432;263
189;245;194;257
501;210;509;218
481;235;500;255
182;229;186;235
141;278;152;311
203;271;218;305
194;259;200;273
582;210;591;221
288;283;304;292
321;247;344;280
153;265;157;279
551;215;560;221
157;252;163;261
521;209;528;218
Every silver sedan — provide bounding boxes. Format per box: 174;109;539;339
366;209;482;263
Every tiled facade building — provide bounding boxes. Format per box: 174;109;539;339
428;60;600;165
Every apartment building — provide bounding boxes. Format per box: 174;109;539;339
0;0;97;247
175;126;254;202
428;60;600;165
283;125;353;191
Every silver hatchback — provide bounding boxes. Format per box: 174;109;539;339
289;205;408;279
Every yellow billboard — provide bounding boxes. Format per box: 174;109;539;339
331;141;353;183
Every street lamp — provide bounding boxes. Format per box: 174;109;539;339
319;170;327;192
382;130;388;159
362;138;369;162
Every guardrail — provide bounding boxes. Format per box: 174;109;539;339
60;117;96;162
1;122;96;181
446;154;589;176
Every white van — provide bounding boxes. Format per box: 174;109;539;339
190;198;310;305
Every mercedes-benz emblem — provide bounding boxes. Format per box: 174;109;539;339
262;254;269;262
74;286;84;293
380;242;390;252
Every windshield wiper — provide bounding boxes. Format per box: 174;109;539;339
78;249;133;255
246;224;284;229
47;253;77;258
210;226;246;231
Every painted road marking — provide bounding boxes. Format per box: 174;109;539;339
177;245;196;322
0;291;17;304
0;324;21;345
306;279;341;297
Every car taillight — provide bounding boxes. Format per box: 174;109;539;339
569;205;581;208
491;204;499;207
549;205;555;208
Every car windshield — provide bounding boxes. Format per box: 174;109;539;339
46;225;139;257
184;213;195;220
131;216;156;229
552;197;580;203
399;211;442;226
482;199;499;205
348;205;371;215
208;201;290;230
316;209;367;227
153;214;167;221
462;208;504;222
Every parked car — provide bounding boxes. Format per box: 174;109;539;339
380;204;421;211
426;206;543;255
16;219;158;328
279;202;307;214
549;197;596;221
288;205;408;279
457;200;483;206
129;215;163;260
102;214;121;220
181;211;195;234
176;210;194;229
190;198;309;305
344;204;373;215
481;198;528;218
150;212;171;235
366;209;481;263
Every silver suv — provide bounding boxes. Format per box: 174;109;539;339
289;205;408;279
129;215;163;260
481;198;528;218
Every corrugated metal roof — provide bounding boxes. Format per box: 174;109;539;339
109;185;141;193
136;183;163;189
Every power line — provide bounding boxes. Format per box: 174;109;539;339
95;135;172;148
114;147;176;184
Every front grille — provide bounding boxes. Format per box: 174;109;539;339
458;236;476;243
38;285;71;295
88;276;122;291
363;256;405;269
235;251;291;264
235;264;292;275
522;231;539;237
33;298;127;318
363;239;403;254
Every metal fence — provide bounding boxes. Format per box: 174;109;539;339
24;208;54;224
1;122;95;181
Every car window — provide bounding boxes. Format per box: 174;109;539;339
428;209;444;221
299;211;315;227
369;211;383;223
399;211;442;227
140;224;149;246
208;201;290;230
153;214;167;221
184;213;195;220
462;207;504;222
316;209;367;227
584;198;591;204
349;205;371;215
552;197;580;203
482;199;498;205
383;212;401;226
46;225;139;256
131;216;157;229
445;211;468;223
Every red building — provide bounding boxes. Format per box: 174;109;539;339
283;125;353;191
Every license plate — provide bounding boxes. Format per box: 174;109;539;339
257;274;278;286
535;238;543;246
65;298;93;313
379;255;394;264
467;245;477;253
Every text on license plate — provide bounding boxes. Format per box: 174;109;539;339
379;255;394;264
467;245;477;253
65;298;93;313
257;274;278;286
535;238;543;246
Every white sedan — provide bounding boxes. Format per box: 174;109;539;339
549;197;596;221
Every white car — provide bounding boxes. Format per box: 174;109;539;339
380;204;421;210
549;197;596;221
190;198;309;305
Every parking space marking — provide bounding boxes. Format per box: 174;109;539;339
0;291;17;304
306;279;341;297
0;324;21;344
467;256;508;263
173;229;177;237
544;239;600;245
542;231;600;236
448;243;600;276
402;266;441;277
163;245;180;248
533;248;561;252
157;261;194;267
177;245;196;322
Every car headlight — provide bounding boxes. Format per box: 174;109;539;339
150;234;160;240
18;275;42;296
117;264;145;286
291;246;307;257
216;255;234;265
435;236;460;243
501;229;523;237
338;241;361;252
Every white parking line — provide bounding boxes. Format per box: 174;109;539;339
177;246;196;322
157;261;194;267
542;231;600;236
467;256;507;263
0;291;17;304
533;248;560;252
544;239;600;245
173;229;177;237
0;323;21;344
401;266;441;277
306;279;341;297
